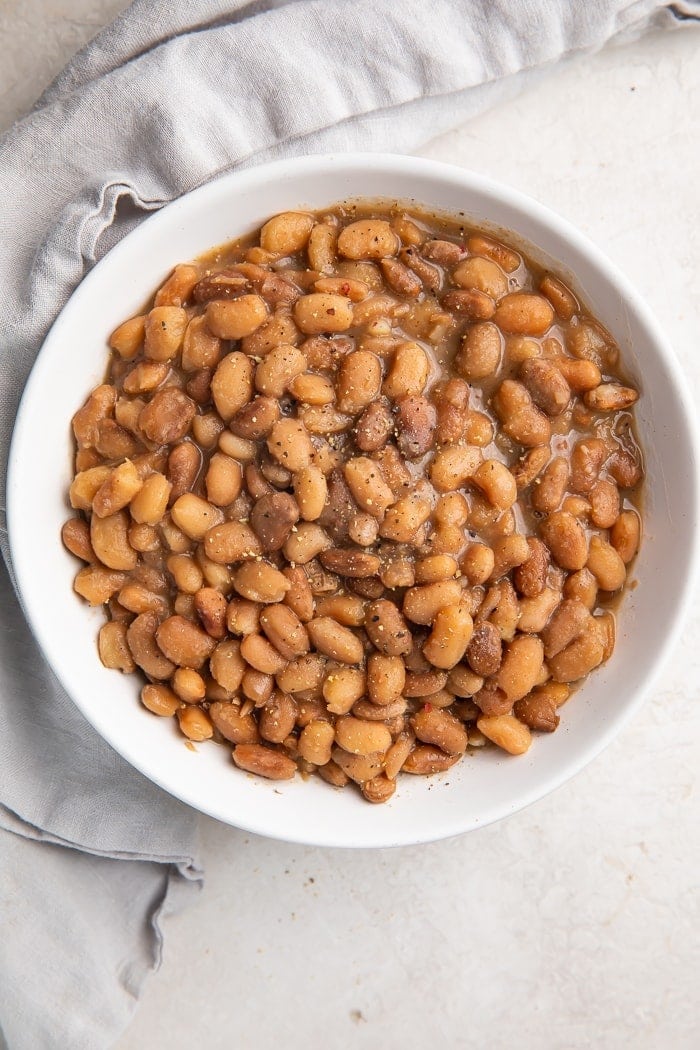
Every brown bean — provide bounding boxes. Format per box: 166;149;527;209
355;399;394;452
380;257;422;297
395;395;437;460
402;745;459;775
466;621;502;677
332;747;384;784
460;543;495;586
194;587;227;639
541;598;589;658
343;457;394;516
513;691;560;732
513;537;549;598
298;720;335;766
570;437;607;493
496;635;544;703
519;358;571;416
549;619;605;682
551;356;601;392
167;442;202;503
210;702;259;744
530;457;568;515
456;322;501;381
98;621;135;673
202;521;262;565
362;599;411;656
109;315;145;359
317;548;380;579
62;517;95;562
472;459;517;510
247;492;299;553
126;612;175;680
293;293;353;335
139;388;195;444
442;288;495;320
492;380;551;447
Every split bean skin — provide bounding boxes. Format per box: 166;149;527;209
65;201;644;802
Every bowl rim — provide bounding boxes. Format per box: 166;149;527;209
7;151;700;847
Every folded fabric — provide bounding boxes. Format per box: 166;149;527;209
0;2;697;1047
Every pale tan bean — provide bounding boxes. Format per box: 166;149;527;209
460;543;495;586
531;457;568;515
323;666;366;715
423;605;474;670
288;372;336;405
335;717;391;756
109;315;145;359
364;599;412;656
62;517;95;562
98;621;135;673
490;534;530;580
540;511;588;571
453;256;507;299
314;276;369;301
154;263;199;307
367;653;406;706
412;706;468;755
563;568;598;610
307;222;338;273
429;445;481;492
538;273;579;319
336;351;382;415
129;472;172;525
282;567;315;622
316;595;365;627
551;356;601;392
466;233;519;272
541;598;589;658
211;352;255;422
293;293;353;334
361;775;397;804
338;219;398;260
587;535;627;591
298;720;335;765
232;561;291;603
299;404;353;435
126;612;175;679
92;460;143;518
171;668;206;704
144;306;188;361
259;604;310;660
379;494;432;543
208;702;258;744
177;706;213;741
156;615;216;669
206;295;267;339
517;588;561;634
380;731;413;780
260;211;314;255
348;512;380;546
266;418;314;472
584;383;639;412
494;293;554;336
117;581;166;616
403;580;463;625
589;478;621;529
170;494;223;541
549;619;605;682
208;639;246;694
307;617;364;664
128;522;159;553
141;682;180;717
181;315;223;371
283;523;332;564
456;322;501;380
476;713;532;754
497;635;544;702
570;437;607;493
254;344;306;397
472;459;517;510
610;510;641;564
218;431;256;462
203;453;242;508
415;554;459;584
343;457;394;515
69;466;112;511
383;342;429;399
240;633;288;674
447;665;484;698
122;359;169;395
233;743;296;780
492;380;551;447
332;747;384;784
255;690;296;743
90;511;137;571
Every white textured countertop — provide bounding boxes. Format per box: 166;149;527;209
2;8;699;1049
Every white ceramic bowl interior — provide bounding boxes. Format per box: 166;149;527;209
8;154;699;848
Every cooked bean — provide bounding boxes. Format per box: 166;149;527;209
551;356;601;392
466;621;502;677
335;717;391;756
343;457;394;516
403;579;463;625
62;517;95;562
519;358;571;416
541;598;589;658
126;612;175;680
171;668;206;704
476;714;532;755
98;621;135;673
144;306;188;361
383;342;429;400
240;633;287;674
380;257;422;297
423;605;474;670
323;666;366;715
412;705;468;755
379;494;431;543
540;511;588;571
517;587;561;634
177;706;214;741
395;395;437;460
497;635;544;703
338;219;398;260
156;615;216;668
130;472;172;525
260;211;314;255
232;561;291;603
205;295;267;340
90;511;137;570
167;442;201;502
429;445;481;492
307;617;364;664
513;537;549;598
584;383;639;412
472;459;517;510
492;380;551;447
610;510;641;564
587;535;627;591
415;554;459;584
530;457;568;515
283;523;332;565
193;587;228;639
494;293;554;336
549;619;605;682
293;293;353;335
570;437;607;493
402;745;460;775
293;466;328;522
171;494;223;541
266;418;313;472
259;604;310;660
139;388;195;444
110;315;145;359
589;478;620;529
141;682;180;717
233;743;296;779
460;543;495;586
365;653;405;706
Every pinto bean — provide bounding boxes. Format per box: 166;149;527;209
519;358;571;416
355;399;394;452
395;395;437;460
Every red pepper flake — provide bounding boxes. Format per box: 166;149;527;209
327;308;336;315
424;702;433;713
340;282;350;295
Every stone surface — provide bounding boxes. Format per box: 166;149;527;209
1;10;699;1050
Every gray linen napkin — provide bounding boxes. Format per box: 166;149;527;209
1;2;698;1047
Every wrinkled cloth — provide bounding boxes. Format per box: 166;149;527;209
0;2;698;1047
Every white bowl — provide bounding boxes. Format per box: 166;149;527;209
8;154;699;848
